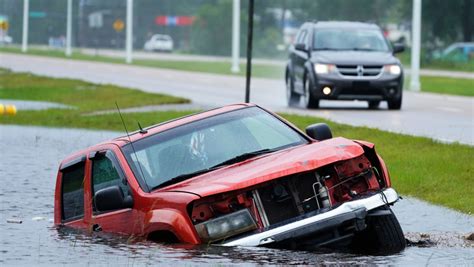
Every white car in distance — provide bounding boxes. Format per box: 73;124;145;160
144;34;174;52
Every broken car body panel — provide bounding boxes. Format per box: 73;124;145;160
163;137;368;197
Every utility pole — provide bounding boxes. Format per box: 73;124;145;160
125;0;133;64
410;0;422;91
21;0;29;52
65;0;73;57
231;0;240;73
244;0;254;103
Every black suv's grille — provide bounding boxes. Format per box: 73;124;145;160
336;65;383;77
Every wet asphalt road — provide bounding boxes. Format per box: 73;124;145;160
1;53;473;145
0;125;473;265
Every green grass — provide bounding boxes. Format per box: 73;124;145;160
0;109;194;132
0;69;472;214
419;76;474;96
0;68;188;111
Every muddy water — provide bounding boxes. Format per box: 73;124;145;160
1;125;473;265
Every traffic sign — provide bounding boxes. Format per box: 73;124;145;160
113;19;125;32
0;21;8;31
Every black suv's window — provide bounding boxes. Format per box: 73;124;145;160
313;28;389;52
61;162;85;221
296;29;307;45
91;151;130;212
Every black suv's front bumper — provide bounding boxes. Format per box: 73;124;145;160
311;73;403;101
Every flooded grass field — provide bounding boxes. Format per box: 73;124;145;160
1;125;472;265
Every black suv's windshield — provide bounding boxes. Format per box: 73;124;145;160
313;28;390;52
122;107;308;191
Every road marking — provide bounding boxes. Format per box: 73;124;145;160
436;107;463;113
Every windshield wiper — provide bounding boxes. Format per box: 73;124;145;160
151;148;276;191
151;166;221;190
350;48;379;51
210;148;276;169
313;47;343;51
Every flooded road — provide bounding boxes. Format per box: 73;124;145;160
1;125;473;265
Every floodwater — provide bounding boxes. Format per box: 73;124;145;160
0;99;72;111
1;125;473;265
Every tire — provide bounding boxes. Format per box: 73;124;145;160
303;76;319;109
387;97;402;110
368;100;380;109
352;207;406;254
286;74;299;107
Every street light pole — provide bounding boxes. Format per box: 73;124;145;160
65;0;73;57
244;0;254;103
125;0;133;64
231;0;240;73
21;0;29;53
410;0;422;91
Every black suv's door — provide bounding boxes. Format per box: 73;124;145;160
291;27;311;93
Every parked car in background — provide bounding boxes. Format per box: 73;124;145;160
432;42;474;63
144;34;174;52
55;104;405;254
286;21;405;110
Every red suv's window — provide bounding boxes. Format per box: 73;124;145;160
91;151;130;212
61;163;85;221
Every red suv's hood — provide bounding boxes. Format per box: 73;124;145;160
160;137;365;197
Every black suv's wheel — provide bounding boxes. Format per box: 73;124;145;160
286;74;299;106
352;207;406;254
368;100;381;109
303;76;319;109
388;97;402;110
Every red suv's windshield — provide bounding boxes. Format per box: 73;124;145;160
122;107;308;191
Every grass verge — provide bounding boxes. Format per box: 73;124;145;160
0;70;472;214
419;76;474;97
0;68;188;111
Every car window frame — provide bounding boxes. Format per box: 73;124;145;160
60;156;86;223
89;150;132;216
297;29;308;46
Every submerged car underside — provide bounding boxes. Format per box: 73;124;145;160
189;153;403;252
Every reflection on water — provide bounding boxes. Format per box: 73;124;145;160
1;125;473;265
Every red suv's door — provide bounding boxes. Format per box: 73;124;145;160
85;147;143;235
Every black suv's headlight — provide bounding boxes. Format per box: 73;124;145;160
314;63;336;74
194;209;257;243
384;64;402;75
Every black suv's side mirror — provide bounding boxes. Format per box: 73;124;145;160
294;43;308;52
393;43;405;54
305;123;333;141
94;185;133;212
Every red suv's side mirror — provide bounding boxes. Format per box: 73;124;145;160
306;123;332;141
94;186;133;212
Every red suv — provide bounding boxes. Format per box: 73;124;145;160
54;104;405;253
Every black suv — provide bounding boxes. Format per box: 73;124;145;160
286;21;405;109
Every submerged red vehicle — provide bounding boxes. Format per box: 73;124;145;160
54;104;405;253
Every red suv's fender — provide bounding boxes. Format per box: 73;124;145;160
144;208;200;244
